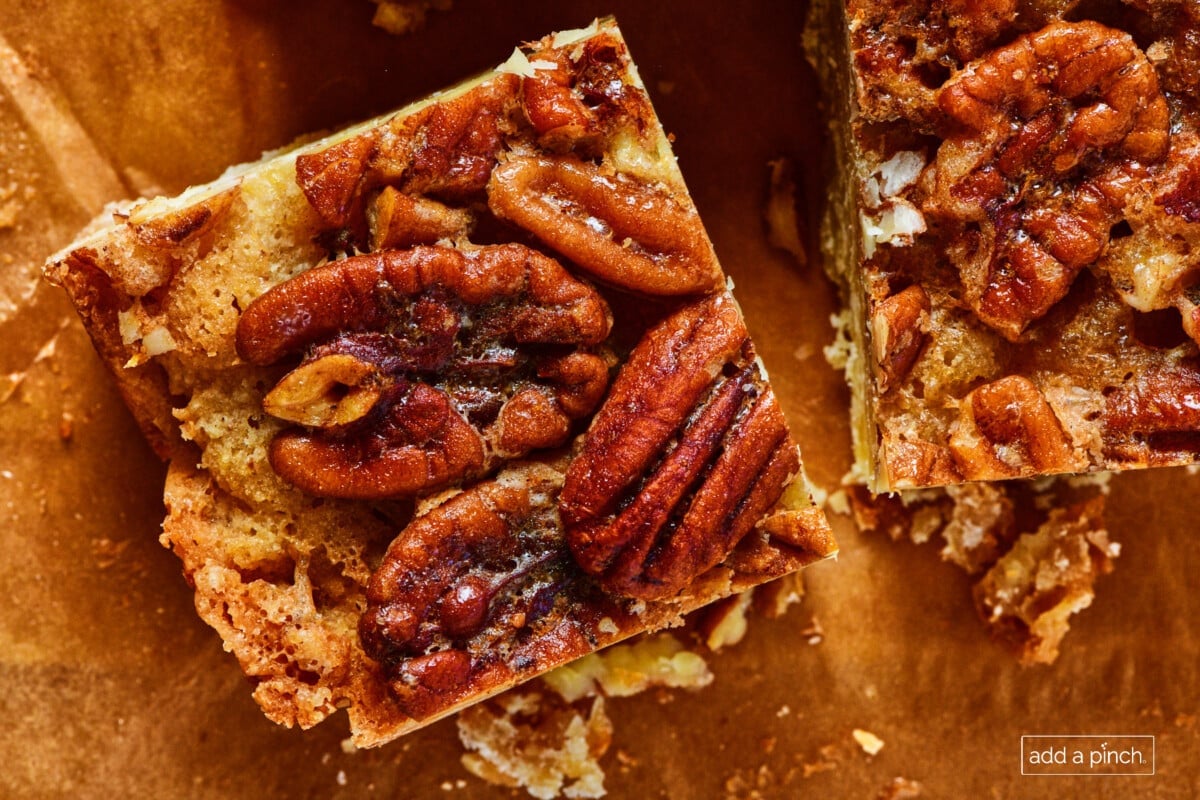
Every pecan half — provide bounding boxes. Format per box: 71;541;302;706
294;75;520;244
559;293;801;600
949;375;1079;479
878;437;963;488
366;187;474;250
872;284;931;392
520;31;654;155
359;465;594;719
236;243;612;499
924;21;1170;339
1104;362;1200;460
262;351;387;428
488;154;724;296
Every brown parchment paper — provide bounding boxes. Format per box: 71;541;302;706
1;1;1196;797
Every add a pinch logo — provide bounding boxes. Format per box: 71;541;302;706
1021;735;1155;776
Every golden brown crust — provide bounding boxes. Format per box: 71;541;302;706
46;19;834;745
822;0;1200;489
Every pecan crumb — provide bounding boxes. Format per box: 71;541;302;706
852;728;885;756
541;634;712;703
457;690;611;800
877;776;925;800
369;0;452;36
851;475;1115;663
765;157;807;266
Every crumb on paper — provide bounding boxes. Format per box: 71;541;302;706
723;763;776;800
0;181;24;229
800;616;824;646
825;489;850;516
974;497;1117;666
58;411;74;441
752;572;805;619
851;476;1116;664
698;591;754;651
877;776;924;799
541;633;712;703
793;342;815;361
800;743;840;778
765;158;807;266
776;705;791;718
90;536;130;570
369;0;451;35
457;691;612;800
852;728;884;756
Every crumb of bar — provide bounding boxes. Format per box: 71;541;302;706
723;763;776;800
751;572;806;619
808;0;1200;491
695;568;811;649
44;18;834;745
877;776;924;799
852;728;884;756
850;476;1117;663
369;0;451;35
458;690;612;800
765;157;807;266
696;591;754;651
976;496;1118;665
800;616;824;645
800;743;841;778
541;633;713;704
0;181;24;229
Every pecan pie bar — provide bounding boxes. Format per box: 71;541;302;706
809;0;1200;491
44;19;835;746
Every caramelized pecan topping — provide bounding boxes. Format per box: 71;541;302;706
559;294;800;600
360;465;595;719
236;243;612;499
488;154;724;296
923;21;1170;339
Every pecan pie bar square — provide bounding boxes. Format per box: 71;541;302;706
44;19;835;746
809;0;1200;491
